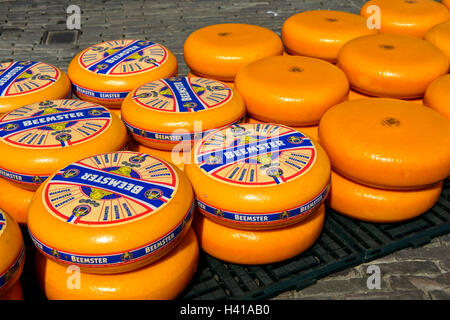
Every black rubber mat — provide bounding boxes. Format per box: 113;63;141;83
19;180;450;300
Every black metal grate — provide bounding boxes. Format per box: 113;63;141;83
19;181;450;300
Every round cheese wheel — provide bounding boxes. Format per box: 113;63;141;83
68;40;177;108
282;10;377;62
0;177;34;224
246;116;318;141
444;0;450;9
194;204;325;265
0;99;128;190
187;71;234;88
0;281;23;300
184;23;283;81
235;55;349;126
328;171;443;223
128;137;188;171
0;210;25;296
424;74;450;121
318;98;450;189
337;34;449;99
360;0;450;38
0;61;71;115
121;76;246;150
35;228;198;300
185;123;331;230
347;89;423;105
27;151;194;274
425;21;450;66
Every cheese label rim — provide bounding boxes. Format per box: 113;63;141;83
0;245;25;290
43;151;179;227
28;202;193;267
0;61;60;98
0;99;112;149
194;123;317;187
72;83;130;101
197;182;329;225
78;39;169;76
131;77;233;113
0;211;6;238
123;115;244;144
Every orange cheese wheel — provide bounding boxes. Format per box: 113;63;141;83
0;177;34;224
282;10;377;63
337;34;449;99
0;61;71;115
35;228;198;300
0;210;25;296
185;123;331;230
246;116;318;141
425;21;450;66
444;0;450;9
0;99;128;190
318;98;450;189
184;23;283;81
68;40;177;107
328;171;443;223
424;74;450;121
235;55;349;126
27;151;194;274
121;76;245;151
347;89;423;105
127;136;189;171
0;281;23;300
360;0;450;38
194;204;325;265
187;71;234;88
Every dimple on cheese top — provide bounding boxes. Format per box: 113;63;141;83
27;151;194;274
185;123;331;230
0;60;71;115
0;99;128;190
68;39;177;107
121;76;245;150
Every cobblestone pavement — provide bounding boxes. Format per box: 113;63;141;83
1;0;449;300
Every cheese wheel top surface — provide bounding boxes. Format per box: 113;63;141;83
122;76;245;149
68;40;177;106
424;74;450;121
337;33;449;99
0;99;128;189
282;10;377;62
425;21;450;65
0;61;71;115
184;23;283;81
360;0;450;38
0;210;25;294
185;123;330;229
27;151;194;273
235;55;349;126
318;98;450;189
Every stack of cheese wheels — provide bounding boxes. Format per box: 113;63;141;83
186;123;331;264
281;10;377;63
424;74;450;121
0;99;128;223
0;60;71;115
28;151;199;299
235;55;349;140
184;23;284;87
68;39;178;116
0;210;25;300
360;0;450;38
319;98;450;223
425;21;450;67
122;76;246;171
337;33;449;99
